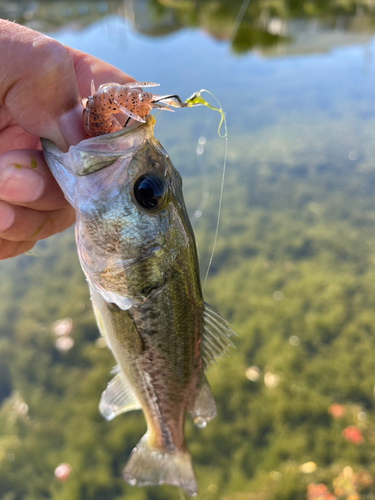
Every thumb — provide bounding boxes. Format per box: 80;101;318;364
0;21;86;151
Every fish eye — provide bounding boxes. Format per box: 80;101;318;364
134;174;166;210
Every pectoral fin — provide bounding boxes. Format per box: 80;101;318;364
99;373;141;421
201;303;236;370
90;288;143;356
92;294;108;342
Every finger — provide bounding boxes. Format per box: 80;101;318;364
0;200;75;242
0;239;36;260
0;150;69;211
65;48;135;99
0;21;136;151
0;21;84;150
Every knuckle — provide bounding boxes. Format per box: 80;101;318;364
32;37;71;79
7;38;78;121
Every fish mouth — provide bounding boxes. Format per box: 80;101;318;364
41;116;156;177
80;117;145;146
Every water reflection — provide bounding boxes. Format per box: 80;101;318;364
3;0;375;55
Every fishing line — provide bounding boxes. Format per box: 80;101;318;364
24;250;39;257
230;0;251;42
186;0;250;288
200;93;228;290
185;90;228;291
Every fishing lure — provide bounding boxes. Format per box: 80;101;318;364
83;81;187;137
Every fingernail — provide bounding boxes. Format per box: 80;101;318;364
0;166;44;203
0;201;15;231
58;103;87;149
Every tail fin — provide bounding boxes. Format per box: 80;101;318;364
123;435;197;497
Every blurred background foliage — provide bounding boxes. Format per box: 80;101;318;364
2;0;375;499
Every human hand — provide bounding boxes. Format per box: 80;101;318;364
0;20;134;259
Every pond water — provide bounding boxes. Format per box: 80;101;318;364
2;2;375;500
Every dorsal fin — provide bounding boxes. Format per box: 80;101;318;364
202;303;236;370
99;373;141;421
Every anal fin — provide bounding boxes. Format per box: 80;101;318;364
190;378;217;428
202;303;236;370
110;364;121;375
99;372;141;421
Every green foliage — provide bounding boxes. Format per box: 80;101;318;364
2;103;375;498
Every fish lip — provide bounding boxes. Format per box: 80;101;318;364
41;117;147;155
77;114;155;149
41;116;155;178
80;118;144;146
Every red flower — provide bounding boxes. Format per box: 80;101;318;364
342;426;364;445
328;404;345;419
307;483;337;500
54;463;72;482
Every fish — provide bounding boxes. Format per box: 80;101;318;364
42;116;234;496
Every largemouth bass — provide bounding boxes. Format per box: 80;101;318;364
42;116;234;496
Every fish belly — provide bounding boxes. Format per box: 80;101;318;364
92;273;203;496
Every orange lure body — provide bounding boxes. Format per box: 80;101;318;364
83;81;185;137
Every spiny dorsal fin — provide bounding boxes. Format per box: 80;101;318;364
202;303;236;370
190;378;217;428
99;373;141;421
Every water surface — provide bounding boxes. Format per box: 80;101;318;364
2;2;375;499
